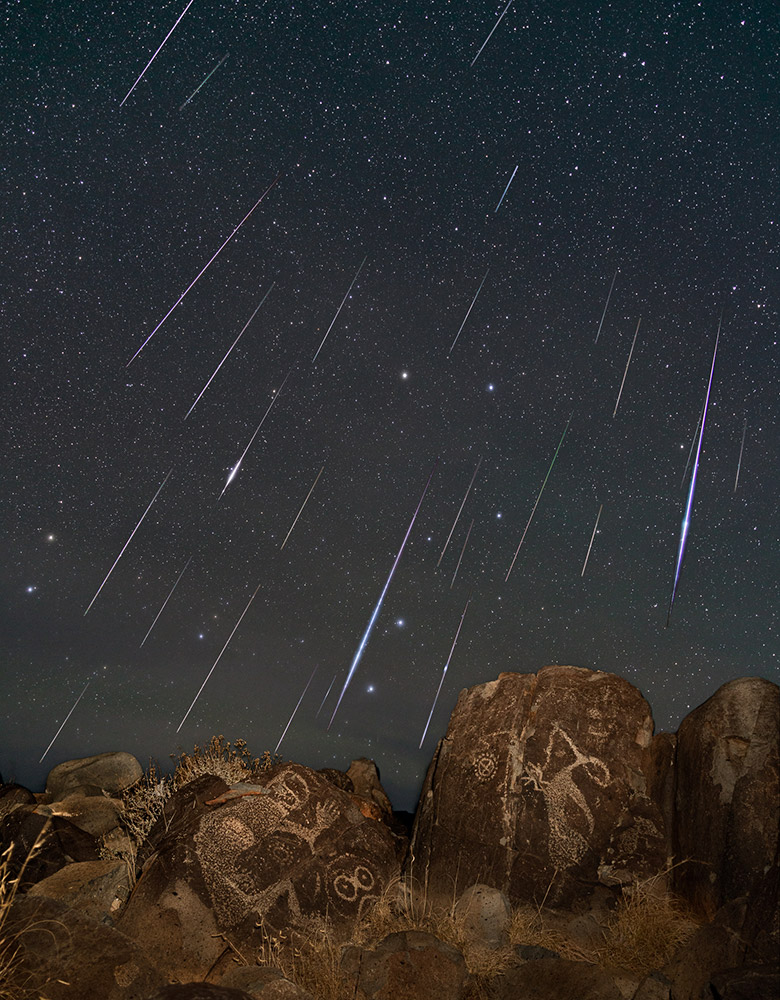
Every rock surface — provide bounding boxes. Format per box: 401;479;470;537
454;883;512;949
118;764;401;981
45;750;143;800
340;930;470;1000
672;676;780;916
27;857;133;924
409;665;668;906
492;957;623;1000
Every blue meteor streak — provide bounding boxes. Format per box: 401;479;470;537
328;460;438;729
666;315;721;627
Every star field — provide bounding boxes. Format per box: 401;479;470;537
2;1;777;809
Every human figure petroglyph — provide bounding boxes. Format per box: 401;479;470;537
521;723;611;869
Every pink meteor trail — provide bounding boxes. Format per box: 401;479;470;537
438;456;482;566
185;284;275;418
120;0;195;106
40;682;91;762
312;256;367;363
177;583;261;732
127;175;280;366
451;518;474;589
275;666;318;754
328;460;439;730
419;593;472;748
666;316;721;627
84;468;173;615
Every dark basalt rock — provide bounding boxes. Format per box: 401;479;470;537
409;665;668;907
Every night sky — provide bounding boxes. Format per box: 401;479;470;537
2;2;777;810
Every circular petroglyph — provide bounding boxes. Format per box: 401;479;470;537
325;857;376;912
472;742;499;782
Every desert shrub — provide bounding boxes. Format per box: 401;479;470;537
170;735;279;788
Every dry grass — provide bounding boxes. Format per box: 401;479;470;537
0;826;60;1000
170;736;279;789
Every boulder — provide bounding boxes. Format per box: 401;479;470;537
346;758;393;820
673;677;779;917
35;790;124;837
27;858;133;924
707;965;780;999
0;805;101;888
46;751;143;800
0;780;36;821
340;930;471;1000
118;765;401;981
454;883;512;949
409;666;668;907
5;893;166;999
630;971;673;1000
492;956;623;1000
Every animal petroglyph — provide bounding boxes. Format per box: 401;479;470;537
521;723;611;870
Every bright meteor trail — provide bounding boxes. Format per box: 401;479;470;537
120;0;195;106
495;165;518;212
179;53;229;111
419;593;472;748
449;269;489;355
613;317;641;417
280;465;325;550
438;456;482;566
84;468;173;615
734;416;747;493
470;0;515;67
505;415;572;582
594;270;617;344
140;555;193;646
581;504;603;577
177;583;261;732
220;364;294;498
275;667;317;754
666;315;721;627
312;256;367;363
185;284;275;419
40;682;91;763
127;175;280;366
328;459;438;730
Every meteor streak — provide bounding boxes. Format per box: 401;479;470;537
495;165;518;212
328;460;438;729
438;456;482;566
666;315;721;627
581;503;603;577
419;594;472;748
681;401;705;487
449;269;489;355
127;175;280;365
40;682;90;762
120;0;195;106
220;364;294;499
179;52;229;111
594;270;617;344
185;284;275;419
470;0;515;67
613;317;641;417
316;674;337;717
451;518;474;589
84;468;173;615
312;256;367;362
280;465;325;549
177;583;261;732
734;417;747;493
506;415;572;582
275;667;317;754
140;556;193;646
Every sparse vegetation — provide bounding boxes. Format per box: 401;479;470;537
0;826;57;999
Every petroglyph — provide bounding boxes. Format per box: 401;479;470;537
521;723;611;870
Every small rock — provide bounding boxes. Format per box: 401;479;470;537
35;790;123;836
455;883;512;948
219;965;316;998
630;970;672;1000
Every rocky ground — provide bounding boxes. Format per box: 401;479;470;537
1;668;778;999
